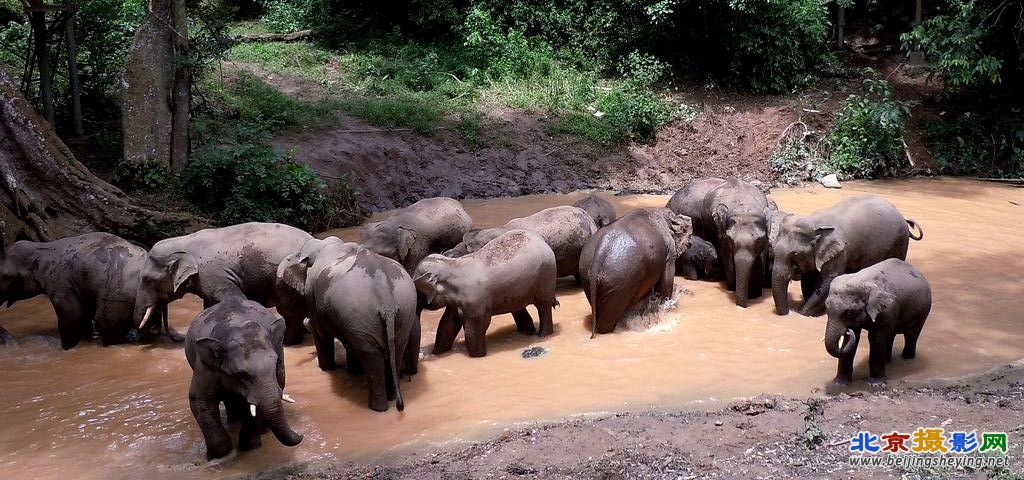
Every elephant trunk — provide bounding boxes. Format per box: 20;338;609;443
733;253;754;308
256;379;303;447
771;261;791;315
824;317;857;358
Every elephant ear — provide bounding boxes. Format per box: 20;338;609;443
397;227;417;262
711;203;730;228
195;337;225;369
168;252;199;294
667;213;693;253
413;271;443;304
865;285;896;322
812;226;844;271
268;316;286;348
278;253;312;295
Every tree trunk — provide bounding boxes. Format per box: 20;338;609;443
0;64;196;248
65;3;84;136
27;4;54;125
122;0;175;167
836;6;845;50
169;0;189;173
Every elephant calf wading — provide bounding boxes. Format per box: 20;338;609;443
677;236;720;281
0;232;174;349
135;222;313;345
444;206;597;281
580;208;692;336
277;237;418;412
771;196;924;316
573;194;616;228
185;299;302;460
415;229;558;358
701;178;771;307
823;259;931;386
360;197;473;275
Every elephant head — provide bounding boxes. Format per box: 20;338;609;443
443;228;502;258
412;254;455;310
134;251;199;329
712;205;767;308
0;242;45;307
275;237;353;309
360;221;417;265
193;319;302;449
823;279;895;358
771;217;846;315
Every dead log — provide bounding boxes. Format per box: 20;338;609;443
235;29;315;43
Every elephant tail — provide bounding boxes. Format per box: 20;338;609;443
380;309;404;412
588;278;599;340
906;219;924;241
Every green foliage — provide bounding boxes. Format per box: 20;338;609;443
203;71;315;132
112;161;174;193
261;0;311;33
827;74;912;178
801;397;826;450
923;109;1024;177
340;94;446;134
770;123;831;185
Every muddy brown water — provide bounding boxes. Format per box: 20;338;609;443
0;178;1021;479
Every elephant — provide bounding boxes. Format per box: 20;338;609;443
823;258;931;386
764;201;793;286
701;178;771;307
443;206;597;281
573;194;616;228
414;229;558;358
676;235;720;280
185;298;302;460
276;237;417;412
579;208;692;336
134;222;313;346
771;195;924;317
360;197;473;275
666;177;726;238
0;232;175;349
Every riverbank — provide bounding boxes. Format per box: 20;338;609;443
249;361;1024;479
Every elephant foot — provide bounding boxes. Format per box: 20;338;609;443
205;443;234;461
368;398;389;412
537;328;553;337
238;434;262;452
867;377;888;389
431;344;452;355
166;328;186;343
901;349;916;360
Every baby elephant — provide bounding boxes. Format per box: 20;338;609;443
415;229;558;358
580;208;692;336
573;194;616;228
824;258;931;387
185;299;302;460
676;235;720;280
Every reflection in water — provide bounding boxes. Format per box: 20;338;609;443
0;178;1021;479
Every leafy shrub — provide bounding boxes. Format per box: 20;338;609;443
770;122;830;185
923;110;1024;177
826;75;912;178
261;0;310;33
112;161;174;193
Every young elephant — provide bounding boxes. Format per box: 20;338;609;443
823;259;931;386
580;208;692;336
135;223;313;345
666;177;726;238
277;237;417;412
444;206;597;280
771;196;923;316
415;230;558;358
701;178;771;307
360;197;473;275
676;235;720;280
0;232;174;349
573;194;616;228
185;299;302;460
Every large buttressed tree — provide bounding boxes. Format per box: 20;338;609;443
0;64;194;250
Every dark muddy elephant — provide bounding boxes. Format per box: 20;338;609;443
677;235;720;280
185;298;302;460
135;223;313;345
0;232;174;349
360;197;473;275
580;208;692;336
701;178;771;307
277;237;417;412
666;177;726;238
573;194;616;228
444;206;597;281
771;196;923;316
415;230;558;358
823;259;931;386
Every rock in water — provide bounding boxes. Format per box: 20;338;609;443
819;174;842;189
521;346;548;359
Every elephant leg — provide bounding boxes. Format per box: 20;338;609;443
345;348;364;376
189;383;232;460
431;308;463;355
657;261;676;300
800;271;819;302
403;317;421;376
799;274;833;317
678;258;699;281
278;300;306;346
902;324;923;359
511;309;536;335
573;274;582;286
52;294;84;350
462;309;492;358
94;299;130;346
237;406;263;452
833;328;860;385
356;348;389;412
724;256;736;292
312;324;337;371
536;302;554;337
885;335;895;364
78;299;97;340
867;330;890;385
747;256;764;299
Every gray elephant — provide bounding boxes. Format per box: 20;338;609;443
360;197;473;275
676;235;720;280
0;232;174;349
666;177;726;238
823;259;931;386
580;208;692;336
573;194;616;228
771;196;924;316
415;230;558;358
277;237;417;412
444;206;597;281
185;298;302;460
701;178;771;307
135;222;313;345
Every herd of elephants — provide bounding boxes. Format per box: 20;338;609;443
0;177;932;461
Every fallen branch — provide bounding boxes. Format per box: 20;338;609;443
973;178;1024;186
902;139;915;167
828;438;852;447
235;29;314;43
777;120;809;146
